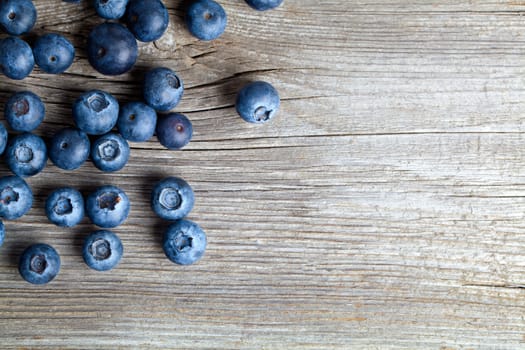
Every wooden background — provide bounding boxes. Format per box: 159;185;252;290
2;0;525;348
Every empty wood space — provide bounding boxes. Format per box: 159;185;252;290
1;0;525;348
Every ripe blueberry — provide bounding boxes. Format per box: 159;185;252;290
94;0;129;20
186;0;227;41
86;185;130;228
5;91;45;132
244;0;282;11
5;133;47;178
33;33;75;74
162;219;207;265
91;133;130;172
151;177;194;221
0;0;36;35
125;0;169;42
143;67;184;112
87;22;138;75
73;90;119;135
156;113;193;150
45;187;84;227
82;230;123;271
0;221;5;248
18;243;60;284
0;176;33;220
0;36;34;80
236;81;280;123
48;127;90;170
117;102;157;142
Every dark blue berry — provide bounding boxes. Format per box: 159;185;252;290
5;133;47;178
5;91;45;132
94;0;128;19
48;127;91;170
244;0;282;11
87;22;138;76
117;102;157;142
0;221;5;248
163;219;206;265
0;36;34;80
91;133;130;172
73;90;119;135
236;81;280;123
156;113;192;150
82;230;123;271
45;187;84;227
33;33;75;74
0;0;36;35
0;123;7;155
143;67;184;112
86;185;130;228
0;176;33;220
186;0;227;41
151;177;194;221
125;0;169;42
18;243;60;284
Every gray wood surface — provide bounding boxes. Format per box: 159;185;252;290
1;0;525;348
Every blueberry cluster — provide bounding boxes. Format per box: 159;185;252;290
0;0;283;284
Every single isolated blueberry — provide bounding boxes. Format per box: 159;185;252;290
18;243;60;284
244;0;282;11
186;0;227;41
0;36;34;80
94;0;128;19
0;0;37;35
156;113;192;150
125;0;169;42
5;91;45;132
45;187;84;227
236;81;280;123
73;90;119;135
82;230;123;271
48;127;90;170
0;176;33;220
162;219;207;265
86;185;130;228
5;133;47;178
0;123;8;155
117;102;157;142
143;67;184;112
87;22;138;75
33;33;75;74
0;221;5;247
91;133;130;172
151;177;194;220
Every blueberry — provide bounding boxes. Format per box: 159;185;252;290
186;0;227;41
0;0;36;35
86;185;130;228
94;0;128;19
156;113;192;150
45;187;84;227
48;127;90;170
151;177;194;220
117;102;157;142
18;243;60;284
244;0;282;11
33;33;75;74
125;0;169;42
91;133;130;172
73;90;119;135
0;36;34;80
5;133;47;178
0;221;5;248
0;176;33;220
162;219;206;265
143;67;184;112
0;123;8;155
236;81;280;123
5;91;45;132
82;230;123;271
87;22;138;76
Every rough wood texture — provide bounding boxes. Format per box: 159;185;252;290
2;0;525;348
